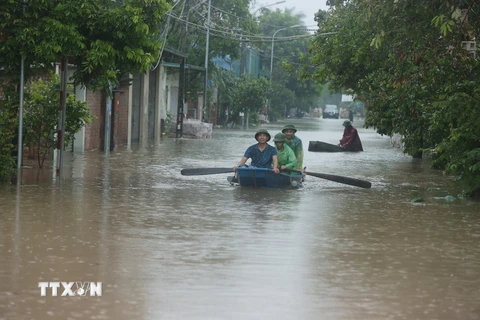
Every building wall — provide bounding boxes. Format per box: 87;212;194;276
2;64;132;153
166;71;179;118
83;64;182;148
113;84;130;147
130;73;142;143
148;69;158;140
84;91;103;151
81;82;131;151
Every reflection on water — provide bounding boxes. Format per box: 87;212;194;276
1;118;479;320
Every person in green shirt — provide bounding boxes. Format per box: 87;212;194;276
282;124;304;171
272;132;297;172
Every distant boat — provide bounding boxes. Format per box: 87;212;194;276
308;141;361;152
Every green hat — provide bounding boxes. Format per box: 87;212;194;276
255;129;271;142
343;120;352;127
282;124;297;133
273;132;286;143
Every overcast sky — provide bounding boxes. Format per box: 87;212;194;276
261;0;330;27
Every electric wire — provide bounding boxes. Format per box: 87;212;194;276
167;12;321;42
151;0;185;71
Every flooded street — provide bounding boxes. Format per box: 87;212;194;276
1;118;479;320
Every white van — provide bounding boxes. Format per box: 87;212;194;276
323;105;339;119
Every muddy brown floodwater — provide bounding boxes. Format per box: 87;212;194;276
1;118;479;320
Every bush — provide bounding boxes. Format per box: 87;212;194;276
23;74;93;168
0;85;18;181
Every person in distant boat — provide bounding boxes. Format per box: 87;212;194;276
282;124;304;171
272;132;297;172
338;120;363;151
234;129;280;174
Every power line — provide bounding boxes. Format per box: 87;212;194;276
167;12;317;42
172;2;317;36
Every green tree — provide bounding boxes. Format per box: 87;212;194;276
0;0;171;180
166;0;257;108
23;74;93;168
257;8;321;116
0;85;19;181
269;76;296;119
209;65;236;125
0;0;172;90
309;0;480;196
231;74;269;124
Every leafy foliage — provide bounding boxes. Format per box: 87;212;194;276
208;65;236;124
0;0;170;177
230;74;269;123
23;74;93;168
166;2;322;118
167;0;256;63
0;85;19;181
309;0;480;196
0;0;172;91
258;9;321;114
169;0;258;117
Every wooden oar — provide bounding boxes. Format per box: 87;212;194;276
284;168;372;189
181;167;234;176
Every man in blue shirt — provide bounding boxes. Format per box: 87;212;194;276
234;129;279;173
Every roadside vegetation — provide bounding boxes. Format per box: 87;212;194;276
0;0;172;180
23;74;93;168
308;0;480;197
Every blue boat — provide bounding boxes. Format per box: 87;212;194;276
228;167;302;188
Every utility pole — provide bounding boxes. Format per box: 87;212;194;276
16;2;26;181
203;0;212;122
17;53;24;171
176;58;186;138
104;85;112;153
56;57;68;177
